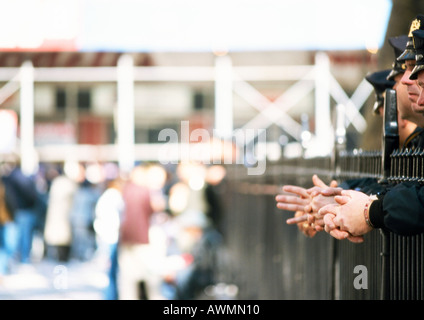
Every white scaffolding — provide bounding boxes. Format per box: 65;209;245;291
0;52;373;172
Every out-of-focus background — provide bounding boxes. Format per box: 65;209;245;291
0;0;422;300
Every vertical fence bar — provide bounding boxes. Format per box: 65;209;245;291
20;60;37;175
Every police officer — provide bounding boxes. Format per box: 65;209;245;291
387;34;423;149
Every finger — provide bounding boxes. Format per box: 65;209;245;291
334;195;350;205
306;186;316;194
286;214;308;224
314;217;324;227
321;187;343;196
347;235;364;243
323;213;336;230
306;213;315;224
318;204;337;217
277;203;305;212
296;223;303;233
329;180;338;188
312;174;327;188
306;187;322;197
276;194;308;204
314;225;324;232
282;185;309;198
298;222;315;238
276;195;309;210
340;189;356;197
304;204;313;213
308;190;319;198
329;228;350;240
305;229;317;238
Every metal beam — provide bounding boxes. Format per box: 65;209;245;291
20;60;37;175
214;55;233;139
117;54;135;174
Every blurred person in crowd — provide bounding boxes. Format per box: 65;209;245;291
0;164;18;275
94;177;125;300
161;209;222;300
43;161;84;262
31;165;50;249
70;164;102;261
118;164;156;300
145;163;169;214
168;162;208;217
0;155;38;266
161;165;178;215
204;165;227;234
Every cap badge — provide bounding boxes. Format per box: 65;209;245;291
409;19;421;37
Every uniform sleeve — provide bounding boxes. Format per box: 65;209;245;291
339;177;390;196
339;178;378;190
369;181;424;235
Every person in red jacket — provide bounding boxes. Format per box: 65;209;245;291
119;164;155;300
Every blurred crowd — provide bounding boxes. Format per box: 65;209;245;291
0;154;228;300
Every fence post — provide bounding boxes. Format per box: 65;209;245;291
380;88;399;300
380;88;398;184
330;103;347;299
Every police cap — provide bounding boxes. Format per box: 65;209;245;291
365;69;396;115
397;14;424;62
409;29;424;80
387;35;408;81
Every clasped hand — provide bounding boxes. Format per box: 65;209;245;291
318;189;374;243
275;175;373;243
275;175;340;237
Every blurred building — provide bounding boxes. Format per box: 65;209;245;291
0;0;393;174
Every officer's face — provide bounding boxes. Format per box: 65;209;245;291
401;60;423;114
416;70;424;110
394;73;415;121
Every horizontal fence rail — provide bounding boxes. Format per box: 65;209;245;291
219;148;424;299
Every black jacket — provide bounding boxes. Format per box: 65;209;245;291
369;181;424;235
3;167;38;211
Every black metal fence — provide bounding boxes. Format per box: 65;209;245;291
218;148;424;300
